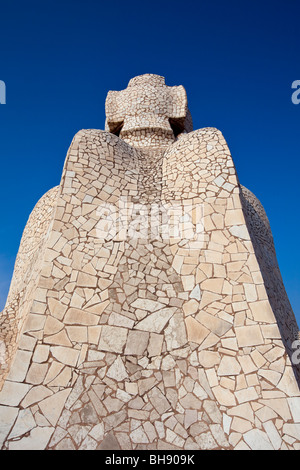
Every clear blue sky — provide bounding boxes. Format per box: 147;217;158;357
0;0;299;324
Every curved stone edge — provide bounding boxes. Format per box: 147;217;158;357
0;186;60;391
240;185;300;379
0;129;89;391
5;186;60;306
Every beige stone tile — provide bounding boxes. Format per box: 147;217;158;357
44;329;73;347
26;363;48;385
183;299;199;316
148;333;164;357
88;326;102;344
47;366;72;387
243;429;273;450
134;307;176;334
64;308;99;326
198;351;220;368
98;325;128;353
66;326;88;343
212;385;236;407
181;275;195;291
0;406;19;447
77;272;97;288
38;388;71;426
235;386;259;404
217;356;241;376
225;209;245;226
231;416;252;433
277;367;300;397
7;350;32;382
185;316;210;345
48;298;68;320
235;325;264;348
250;300;275;323
196;311;231;337
228;403;254;423
8;426;54;450
124;330;149;355
50;346;80;367
199;291;222;309
0;381;31;407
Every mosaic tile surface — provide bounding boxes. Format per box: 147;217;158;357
1;74;300;450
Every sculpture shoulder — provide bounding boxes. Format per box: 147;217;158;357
67;129;137;156
5;185;60;305
25;185;60;236
240;185;272;236
15;185;60;261
240;184;275;251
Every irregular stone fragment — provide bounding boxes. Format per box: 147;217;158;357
235;325;264;348
6;350;32;382
0;406;19;447
131;299;164;312
235;387;259;404
148;387;171;414
134;307;176;333
217;356;241;376
8;427;54;450
196;311;232;337
39;389;71;426
8;408;36;439
164;312;187;350
26;363;48;384
282;423;300;441
243;429;273;450
198;351;220;368
55;438;76;450
185;316;209;345
130;426;149;444
180;393;203;410
124;330;149;355
107;356;128;381
50;346;80;367
212;386;236;407
0;381;31;407
263;420;282;450
98;325;128;353
64;308;99;326
195;431;217;450
250;300;275;323
148;333;164;357
210;424;229;447
97;432;121;450
277;367;300;397
287;398;300;422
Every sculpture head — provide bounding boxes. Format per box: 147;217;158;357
105;74;193;147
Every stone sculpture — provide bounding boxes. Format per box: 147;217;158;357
0;74;300;450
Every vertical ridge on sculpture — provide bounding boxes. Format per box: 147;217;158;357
0;74;300;450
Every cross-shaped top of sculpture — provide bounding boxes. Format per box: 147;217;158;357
105;74;193;148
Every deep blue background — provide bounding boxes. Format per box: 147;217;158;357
0;0;299;323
